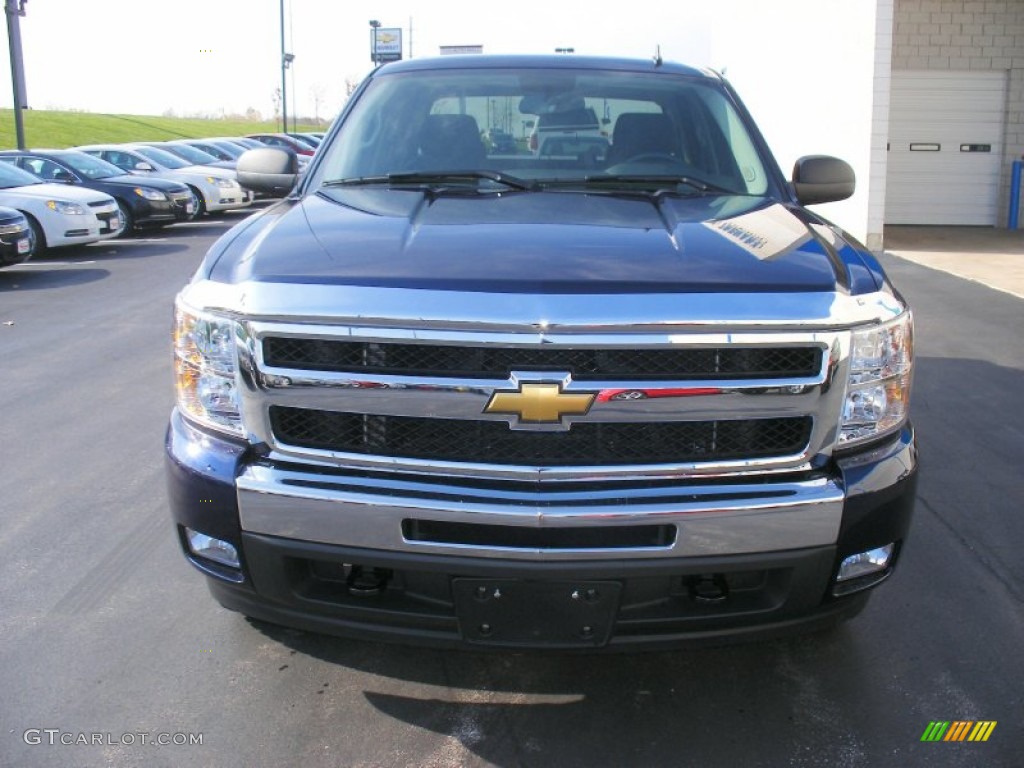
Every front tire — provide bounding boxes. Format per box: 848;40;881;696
115;201;134;237
25;214;46;254
187;186;206;218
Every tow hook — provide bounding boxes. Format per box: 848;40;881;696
346;565;392;596
689;574;729;604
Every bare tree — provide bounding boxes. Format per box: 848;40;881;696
310;83;327;126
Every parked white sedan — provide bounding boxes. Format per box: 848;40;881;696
76;144;251;216
0;162;120;251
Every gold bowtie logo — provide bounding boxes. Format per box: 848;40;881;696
485;383;595;423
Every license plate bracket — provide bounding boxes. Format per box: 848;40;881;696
453;578;621;648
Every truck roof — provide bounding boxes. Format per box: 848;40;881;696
375;54;716;80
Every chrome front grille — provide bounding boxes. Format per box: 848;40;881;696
269;407;812;466
239;319;849;481
262;337;822;380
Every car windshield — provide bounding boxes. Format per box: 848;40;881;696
209;141;244;159
0;161;44;188
314;65;771;196
230;137;264;149
132;146;189;169
57;151;123;180
161;143;219;165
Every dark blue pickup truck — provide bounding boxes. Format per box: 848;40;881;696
167;55;916;650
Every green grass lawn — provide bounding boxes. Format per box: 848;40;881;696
0;109;323;149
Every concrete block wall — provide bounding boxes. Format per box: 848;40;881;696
892;0;1024;226
868;0;895;252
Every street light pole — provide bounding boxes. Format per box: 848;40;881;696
369;19;380;66
4;0;28;150
279;0;288;134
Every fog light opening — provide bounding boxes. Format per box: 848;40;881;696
833;543;895;596
185;527;241;569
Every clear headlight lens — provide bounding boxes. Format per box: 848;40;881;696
207;176;235;188
173;302;243;436
134;186;167;201
839;311;913;447
46;200;86;215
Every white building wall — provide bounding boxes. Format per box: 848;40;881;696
892;0;1024;227
708;0;889;248
869;0;896;251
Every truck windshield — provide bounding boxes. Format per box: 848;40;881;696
315;66;771;196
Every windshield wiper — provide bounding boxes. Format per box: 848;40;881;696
324;170;536;192
539;175;738;195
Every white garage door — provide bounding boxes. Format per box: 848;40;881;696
886;71;1007;225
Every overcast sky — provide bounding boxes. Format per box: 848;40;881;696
0;0;721;122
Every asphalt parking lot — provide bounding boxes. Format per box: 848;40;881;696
1;214;1021;767
885;225;1024;298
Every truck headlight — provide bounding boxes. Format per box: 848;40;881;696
173;301;243;436
839;311;913;448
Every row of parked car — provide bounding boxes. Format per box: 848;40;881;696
0;132;324;268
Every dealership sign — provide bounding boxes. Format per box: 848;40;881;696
373;28;402;62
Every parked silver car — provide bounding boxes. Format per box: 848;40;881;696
76;144;250;216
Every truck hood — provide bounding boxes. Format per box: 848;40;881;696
208;188;881;295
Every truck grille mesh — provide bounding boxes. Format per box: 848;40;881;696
269;406;812;466
262;338;821;381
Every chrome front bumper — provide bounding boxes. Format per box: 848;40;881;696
238;463;845;561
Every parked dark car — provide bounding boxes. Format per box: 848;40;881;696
483;128;517;154
0;149;197;233
142;141;236;171
0;205;33;266
287;132;320;148
246;133;316;156
219;137;266;150
181;139;245;162
76;144;249;216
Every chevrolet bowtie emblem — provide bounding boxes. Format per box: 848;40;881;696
485;383;595;423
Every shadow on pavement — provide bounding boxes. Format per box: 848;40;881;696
248;615;871;766
0;265;110;290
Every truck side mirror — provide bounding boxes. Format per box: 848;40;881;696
792;155;855;205
237;147;299;197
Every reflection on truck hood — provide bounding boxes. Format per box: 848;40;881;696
208;188;883;295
